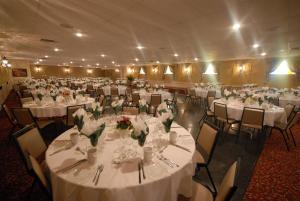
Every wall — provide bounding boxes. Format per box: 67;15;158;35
0;67;13;104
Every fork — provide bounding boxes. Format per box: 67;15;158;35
92;165;101;183
95;165;104;185
160;155;179;167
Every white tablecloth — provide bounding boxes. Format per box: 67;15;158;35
193;88;221;98
135;89;172;103
23;97;95;118
46;117;195;201
210;99;287;127
279;96;300;109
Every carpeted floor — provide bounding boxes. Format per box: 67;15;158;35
0;91;300;201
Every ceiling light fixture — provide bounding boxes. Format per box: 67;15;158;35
101;54;105;57
174;53;179;57
270;60;295;75
82;58;85;61
70;61;73;64
54;48;60;52
45;55;49;58
194;58;198;61
96;63;99;66
260;52;266;56
156;61;160;64
252;44;260;48
135;58;139;61
112;61;115;64
232;23;241;31
39;59;43;62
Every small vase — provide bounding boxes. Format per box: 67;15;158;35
87;148;97;165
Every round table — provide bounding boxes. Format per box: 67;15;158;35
210;98;287;127
46;116;195;201
193;88;222;98
23;97;95;118
279;95;300;109
135;89;172;103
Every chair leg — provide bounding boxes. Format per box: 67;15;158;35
27;178;36;201
204;165;217;194
235;123;242;143
279;130;289;151
289;128;296;146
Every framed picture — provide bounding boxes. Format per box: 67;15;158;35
12;68;28;77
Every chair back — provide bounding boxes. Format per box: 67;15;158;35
270;97;279;106
214;102;228;122
22;91;32;98
13;124;47;172
67;105;85;127
287;111;300;129
20;97;34;105
111;87;119;96
96;88;105;96
196;122;219;164
132;93;140;105
2;104;17;125
284;104;295;121
123;107;139;115
241;107;264;129
215;159;240;201
207;96;215;110
86;84;93;90
126;88;132;96
12;108;35;127
29;155;51;193
150;94;162;107
189;88;196;97
98;95;105;106
207;90;216;97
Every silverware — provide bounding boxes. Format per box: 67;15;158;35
55;159;87;173
93;165;101;183
179;135;190;137
49;145;73;156
161;155;180;167
171;144;191;152
141;160;146;179
171;126;181;128
95;165;104;185
157;155;174;168
76;147;85;155
138;162;141;184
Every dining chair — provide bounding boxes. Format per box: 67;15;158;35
214;102;239;135
86;84;93;91
28;154;52;200
284;104;295;121
66;105;85;128
131;93;141;106
193;121;219;193
149;94;162;115
236;107;265;143
111;87;119;98
186;88;198;103
2;104;18;141
200;96;215;124
20;97;34;105
12;124;47;173
271;110;299;150
191;159;240;201
11;108;43;129
122;106;139;115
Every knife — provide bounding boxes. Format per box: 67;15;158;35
55;159;87;173
141;160;146;179
138;162;141;184
171;144;191;152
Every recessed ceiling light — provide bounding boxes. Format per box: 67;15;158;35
232;23;241;31
280;49;285;52
112;61;115;64
135;58;139;61
70;61;73;64
39;59;43;62
260;52;267;56
156;61;160;64
96;63;99;66
54;48;60;52
137;45;144;50
44;55;49;58
81;58;85;61
75;32;83;37
101;54;105;57
252;43;260;48
35;61;40;64
132;63;135;66
174;53;179;57
194;57;198;61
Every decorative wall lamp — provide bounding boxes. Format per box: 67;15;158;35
183;65;191;74
139;67;146;75
238;64;245;73
152;66;158;74
127;67;135;74
270;60;295;75
115;68;120;73
87;69;93;74
64;68;70;73
164;65;173;75
203;63;217;75
1;56;12;68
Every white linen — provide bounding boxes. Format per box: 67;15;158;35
23;97;95;118
193;88;221;98
210;99;287;126
135;89;172;103
46;117;195;201
279;95;300;109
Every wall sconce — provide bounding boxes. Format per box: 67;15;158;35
127;67;135;74
238;64;245;73
183;66;191;74
1;56;11;68
64;68;70;73
203;63;217;75
115;68;120;73
35;67;42;72
152;67;158;74
87;69;93;74
164;65;173;75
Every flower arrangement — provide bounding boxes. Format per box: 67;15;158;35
252;94;264;106
223;89;232;100
157;102;169;115
50;90;59;101
116;116;132;130
36;90;44;101
111;99;124;114
81;119;106;147
130;116;149;146
86;102;102;120
73;108;87;132
139;99;148;113
157;102;174;133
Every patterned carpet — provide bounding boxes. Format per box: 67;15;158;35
0;91;300;201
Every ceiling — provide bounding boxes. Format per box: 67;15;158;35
0;0;300;68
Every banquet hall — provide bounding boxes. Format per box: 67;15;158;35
1;0;300;201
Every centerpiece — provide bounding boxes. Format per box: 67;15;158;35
50;89;59;102
223;89;232;100
157;102;174;133
86;102;102;120
111;99;124;114
139;99;148;114
116;116;132;138
130;116;149;147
